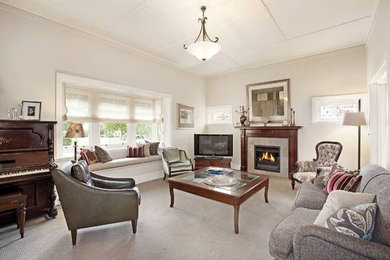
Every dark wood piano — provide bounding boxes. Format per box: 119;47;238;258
0;120;57;226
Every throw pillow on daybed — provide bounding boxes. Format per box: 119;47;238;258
94;145;112;163
326;203;377;241
145;141;160;155
128;146;145;158
314;190;376;226
80;148;99;165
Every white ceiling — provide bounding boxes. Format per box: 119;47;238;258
0;0;378;77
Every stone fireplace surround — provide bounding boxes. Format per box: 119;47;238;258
248;137;288;178
239;126;302;179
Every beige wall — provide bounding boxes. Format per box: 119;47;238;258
0;5;206;158
206;46;368;170
367;0;390;79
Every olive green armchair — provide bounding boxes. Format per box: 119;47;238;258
162;148;193;180
51;161;140;245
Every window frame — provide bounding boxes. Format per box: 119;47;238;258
206;105;233;125
311;93;367;125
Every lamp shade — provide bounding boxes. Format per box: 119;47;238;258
187;41;221;61
342;112;367;126
65;123;85;138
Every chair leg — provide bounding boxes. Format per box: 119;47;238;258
71;229;77;245
131;220;137;234
291;178;295;190
163;173;166;180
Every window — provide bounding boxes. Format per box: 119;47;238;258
312;94;366;124
207;106;232;124
135;122;152;142
56;75;169;158
100;122;127;145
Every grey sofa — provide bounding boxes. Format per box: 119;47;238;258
269;164;390;259
52;161;140;245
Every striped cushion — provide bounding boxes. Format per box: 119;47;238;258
323;172;362;194
128;146;144;158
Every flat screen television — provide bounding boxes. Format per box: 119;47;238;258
194;134;233;157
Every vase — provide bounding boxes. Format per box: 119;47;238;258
240;115;247;126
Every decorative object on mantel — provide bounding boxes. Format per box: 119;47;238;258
21;101;41;120
7;105;22;120
183;6;221;61
178;103;195;128
262;117;269;126
65;122;85;161
342;99;367;169
247;79;290;123
290;108;296;126
235;105;250;126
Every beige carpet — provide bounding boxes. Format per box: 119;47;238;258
0;177;297;260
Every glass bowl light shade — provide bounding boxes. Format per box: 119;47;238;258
186;41;221;61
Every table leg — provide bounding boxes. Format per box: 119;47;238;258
169;183;175;207
264;179;269;203
234;203;240;234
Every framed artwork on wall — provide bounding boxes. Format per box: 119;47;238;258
247;79;290;123
178;103;194;128
22;101;41;120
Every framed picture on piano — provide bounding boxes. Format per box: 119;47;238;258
22;101;41;120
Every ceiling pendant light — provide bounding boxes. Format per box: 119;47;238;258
184;6;221;61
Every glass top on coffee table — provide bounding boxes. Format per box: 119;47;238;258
180;167;260;191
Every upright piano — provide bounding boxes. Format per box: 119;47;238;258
0;120;57;225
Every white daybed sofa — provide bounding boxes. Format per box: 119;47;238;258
88;148;163;184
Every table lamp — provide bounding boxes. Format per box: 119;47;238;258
342;100;367;169
65;122;85;161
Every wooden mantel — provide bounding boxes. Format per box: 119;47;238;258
239;126;302;179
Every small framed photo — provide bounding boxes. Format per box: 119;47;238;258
22;101;41;120
178;103;194;128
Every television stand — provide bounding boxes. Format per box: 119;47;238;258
194;157;232;170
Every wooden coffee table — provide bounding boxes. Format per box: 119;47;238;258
168;169;269;234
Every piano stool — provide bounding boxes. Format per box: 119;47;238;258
0;190;27;238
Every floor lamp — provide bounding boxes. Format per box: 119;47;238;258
342;100;367;169
65;122;85;161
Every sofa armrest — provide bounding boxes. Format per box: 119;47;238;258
90;172;135;189
293;225;390;260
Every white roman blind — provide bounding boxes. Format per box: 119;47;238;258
64;84;162;123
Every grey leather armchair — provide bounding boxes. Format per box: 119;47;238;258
51;161;140;245
162;147;193;180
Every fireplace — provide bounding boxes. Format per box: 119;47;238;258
254;145;280;173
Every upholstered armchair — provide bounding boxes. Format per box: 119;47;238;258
162;148;193;180
291;141;342;190
51;161;140;245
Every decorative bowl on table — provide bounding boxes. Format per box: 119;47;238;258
203;175;238;186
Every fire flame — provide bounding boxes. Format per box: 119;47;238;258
260;152;275;162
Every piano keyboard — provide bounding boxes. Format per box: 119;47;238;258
0;168;48;178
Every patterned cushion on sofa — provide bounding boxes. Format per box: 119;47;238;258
323;166;361;194
94;145;113;163
326;203;377;240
